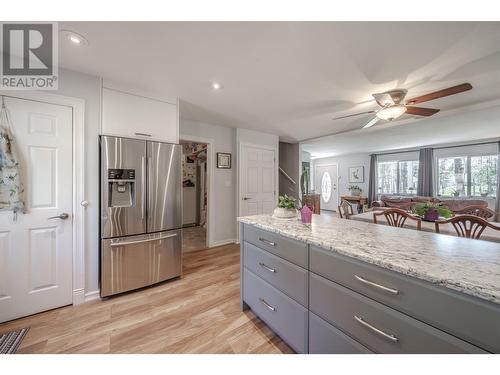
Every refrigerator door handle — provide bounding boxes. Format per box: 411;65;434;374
141;156;146;220
110;233;178;247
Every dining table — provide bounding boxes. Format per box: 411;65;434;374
349;210;500;243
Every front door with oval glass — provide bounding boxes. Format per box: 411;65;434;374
315;164;338;211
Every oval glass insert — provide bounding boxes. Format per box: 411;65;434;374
321;172;332;202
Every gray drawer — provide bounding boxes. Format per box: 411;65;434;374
243;241;308;306
243;224;308;268
310;245;500;353
243;268;308;353
309;312;372;354
310;273;486;353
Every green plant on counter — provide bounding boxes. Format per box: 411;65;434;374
412;202;453;218
278;194;297;209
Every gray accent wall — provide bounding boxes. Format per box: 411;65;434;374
279;142;300;200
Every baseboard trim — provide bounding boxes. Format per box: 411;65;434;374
209;238;237;248
73;288;85;305
84;290;100;302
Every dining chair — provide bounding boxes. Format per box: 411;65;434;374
453;205;495;220
338;200;354;219
434;215;500;240
373;208;422;230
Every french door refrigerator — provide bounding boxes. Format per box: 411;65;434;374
100;136;182;297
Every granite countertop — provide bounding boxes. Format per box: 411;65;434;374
238;214;500;305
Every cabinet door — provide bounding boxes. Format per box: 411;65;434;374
102;88;178;143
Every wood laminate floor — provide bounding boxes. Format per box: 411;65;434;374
182;226;207;252
0;244;293;354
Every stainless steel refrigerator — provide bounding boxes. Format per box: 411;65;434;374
99;136;182;297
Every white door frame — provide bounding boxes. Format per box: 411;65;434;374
0;90;86;305
179;134;214;248
314;162;339;209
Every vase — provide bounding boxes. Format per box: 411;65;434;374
423;208;439;222
273;207;297;219
300;205;312;224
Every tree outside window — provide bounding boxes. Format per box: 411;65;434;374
377;160;418;195
437;154;498;198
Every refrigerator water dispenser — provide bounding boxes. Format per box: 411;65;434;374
107;168;136;207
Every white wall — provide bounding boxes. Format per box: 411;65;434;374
312;153;371;199
50;69;102;295
180;119;237;245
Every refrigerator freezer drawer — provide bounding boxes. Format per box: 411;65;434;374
101;229;182;297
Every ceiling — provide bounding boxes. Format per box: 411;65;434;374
301;102;500;159
59;22;500;143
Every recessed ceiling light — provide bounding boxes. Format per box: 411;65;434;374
61;30;88;46
212;82;222;90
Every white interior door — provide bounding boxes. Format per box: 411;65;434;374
315;164;338;211
0;97;73;323
240;145;276;216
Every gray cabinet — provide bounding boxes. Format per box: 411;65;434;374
240;223;498;354
243;269;308;353
309;312;372;354
310;273;486;353
243;241;308;306
310;245;500;353
243;225;308;268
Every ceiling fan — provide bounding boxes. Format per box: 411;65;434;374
332;83;473;129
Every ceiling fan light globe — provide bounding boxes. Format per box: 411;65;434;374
376;105;407;121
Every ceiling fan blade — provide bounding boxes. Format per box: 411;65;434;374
363;117;380;129
406;83;472;105
332;110;375;120
405;106;440;116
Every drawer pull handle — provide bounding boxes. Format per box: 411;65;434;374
259;238;276;247
259;262;276;273
134;132;152;137
259;298;277;312
354;275;399;295
354;315;399;343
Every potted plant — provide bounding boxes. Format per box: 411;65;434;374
412;202;453;222
273;194;298;219
348;185;362;197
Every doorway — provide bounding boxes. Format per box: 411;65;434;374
180;139;209;252
315;164;339;212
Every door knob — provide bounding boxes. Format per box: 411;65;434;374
242;197;251;200
48;213;70;220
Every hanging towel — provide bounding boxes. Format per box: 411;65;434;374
0;99;26;217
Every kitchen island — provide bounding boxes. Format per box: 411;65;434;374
238;214;500;354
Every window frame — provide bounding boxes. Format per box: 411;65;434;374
376;158;419;196
436;153;498;199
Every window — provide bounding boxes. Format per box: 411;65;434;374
377;160;418;195
437;154;498;198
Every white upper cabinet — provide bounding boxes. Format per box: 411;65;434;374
101;88;179;143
